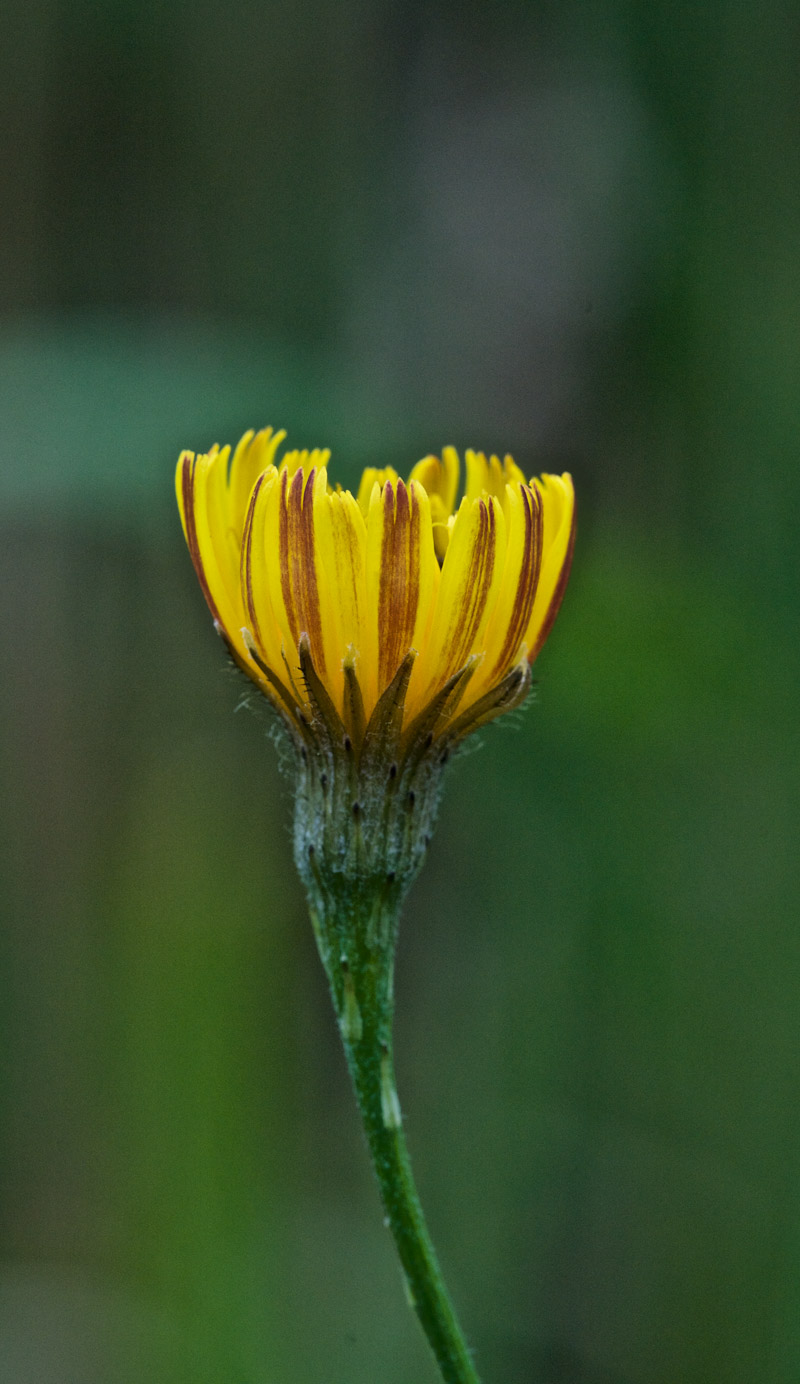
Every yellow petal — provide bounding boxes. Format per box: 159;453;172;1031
229;427;286;531
524;472;575;661
314;486;369;713
364;478;438;712
264;465;327;690
175;450;193;544
177;451;243;645
431;518;451;563
465;449;526;505
297;467;347;712
356;466;399;515
501;453;527;489
239;466;286;684
408;445;460;517
412;493;506;709
468;481;542;700
202;444;235;568
278;448;331;480
465;449;491;501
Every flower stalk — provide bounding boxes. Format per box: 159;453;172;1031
293;730;478;1378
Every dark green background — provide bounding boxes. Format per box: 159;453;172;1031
1;4;797;1381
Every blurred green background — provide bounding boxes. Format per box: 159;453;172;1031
1;3;797;1382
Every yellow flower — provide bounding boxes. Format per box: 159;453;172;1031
176;428;574;749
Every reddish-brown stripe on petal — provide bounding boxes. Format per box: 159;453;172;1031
240;471;266;649
440;499;496;675
182;455;223;625
281;466;326;673
490;484;543;677
378;480;421;688
528;499;576;662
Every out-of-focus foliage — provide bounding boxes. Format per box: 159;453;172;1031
1;3;797;1382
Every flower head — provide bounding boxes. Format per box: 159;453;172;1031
176;429;574;756
177;431;574;1375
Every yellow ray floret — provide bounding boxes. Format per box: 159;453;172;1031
176;429;575;740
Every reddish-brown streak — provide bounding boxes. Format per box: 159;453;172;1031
378;481;420;689
282;467;326;674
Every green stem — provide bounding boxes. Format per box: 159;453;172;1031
341;1017;482;1384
